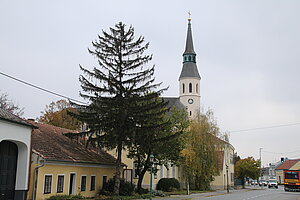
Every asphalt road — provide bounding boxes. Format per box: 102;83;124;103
155;186;300;200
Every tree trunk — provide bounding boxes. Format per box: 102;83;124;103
113;142;122;195
137;155;150;194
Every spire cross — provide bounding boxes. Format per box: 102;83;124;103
188;11;192;22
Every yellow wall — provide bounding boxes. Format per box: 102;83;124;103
28;162;116;200
276;170;284;184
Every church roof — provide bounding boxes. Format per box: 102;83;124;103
179;62;201;79
184;20;196;54
162;97;185;110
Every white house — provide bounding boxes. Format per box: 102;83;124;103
0;108;35;200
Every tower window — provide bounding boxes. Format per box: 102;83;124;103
190;111;192;116
189;83;192;93
189;55;191;61
182;83;185;93
196;84;198;93
193;56;195;62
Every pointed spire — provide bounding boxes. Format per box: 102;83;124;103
184;17;196;55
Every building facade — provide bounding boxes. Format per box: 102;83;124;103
26;121;118;200
0;108;35;200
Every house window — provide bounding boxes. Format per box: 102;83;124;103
154;164;158;179
81;176;87;191
160;165;164;178
57;175;64;193
90;175;96;191
189;83;192;93
44;175;52;194
172;165;176;178
182;83;185;93
167;163;170;178
133;162;139;179
102;175;107;189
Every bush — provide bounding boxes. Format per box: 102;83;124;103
46;194;85;200
156;178;180;192
100;177;135;196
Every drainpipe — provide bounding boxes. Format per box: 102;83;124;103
32;156;45;200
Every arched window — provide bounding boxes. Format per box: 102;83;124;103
190;111;192;116
182;83;185;93
189;83;192;93
189;55;191;61
193;56;195;62
196;84;198;93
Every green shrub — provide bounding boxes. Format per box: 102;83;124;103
46;194;85;200
156;178;180;192
100;177;135;196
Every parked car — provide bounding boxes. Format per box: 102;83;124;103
251;180;258;185
259;180;268;186
268;180;278;189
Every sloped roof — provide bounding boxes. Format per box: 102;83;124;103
275;159;300;170
183;21;196;55
179;62;201;79
0;108;33;127
162;97;185;111
28;120;118;166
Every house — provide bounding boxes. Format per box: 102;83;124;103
0;108;35;200
210;144;235;190
26;121;119;200
275;159;300;184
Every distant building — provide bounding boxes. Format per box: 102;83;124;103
275;159;300;184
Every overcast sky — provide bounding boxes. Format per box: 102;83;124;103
1;0;300;166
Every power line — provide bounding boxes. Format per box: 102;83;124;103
263;149;300;155
230;122;300;133
0;71;87;105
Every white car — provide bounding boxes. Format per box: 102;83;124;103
268;180;278;189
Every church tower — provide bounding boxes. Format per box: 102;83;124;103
179;17;201;119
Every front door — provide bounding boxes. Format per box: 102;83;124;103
0;141;18;200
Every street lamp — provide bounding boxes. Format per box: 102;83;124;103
149;154;154;200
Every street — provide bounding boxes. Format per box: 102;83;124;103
154;186;300;200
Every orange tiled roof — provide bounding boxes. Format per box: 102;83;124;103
275;159;300;170
28;120;118;166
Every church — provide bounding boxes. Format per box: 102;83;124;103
111;17;236;191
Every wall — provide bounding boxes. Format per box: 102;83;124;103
290;161;300;170
0;120;32;197
28;161;116;200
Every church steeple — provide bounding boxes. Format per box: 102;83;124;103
179;18;201;79
179;17;201;119
184;18;196;55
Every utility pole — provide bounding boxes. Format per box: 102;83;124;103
259;147;263;189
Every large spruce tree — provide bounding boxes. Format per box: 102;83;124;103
74;22;165;195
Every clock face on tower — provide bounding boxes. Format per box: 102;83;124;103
188;98;194;104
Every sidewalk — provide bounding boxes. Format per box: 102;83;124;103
151;188;253;200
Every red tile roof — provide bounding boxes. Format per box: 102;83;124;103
0;108;34;128
28;121;118;166
275;159;300;170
